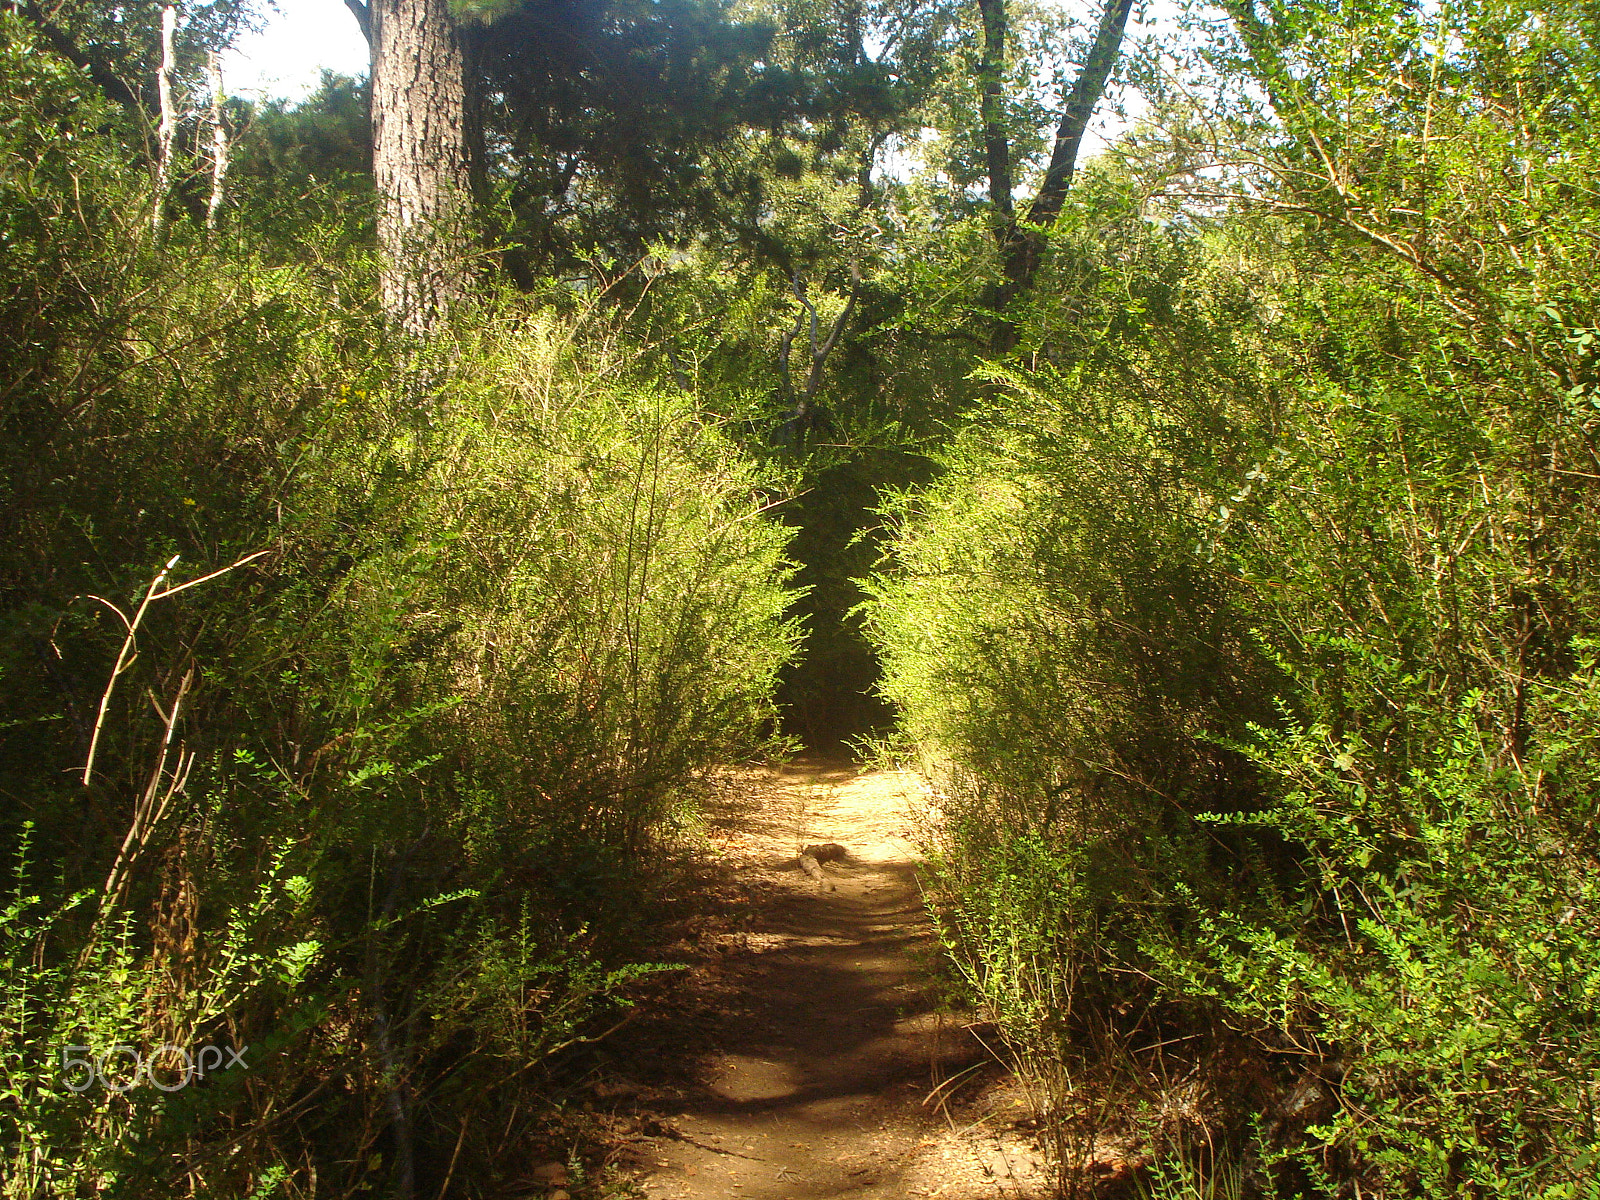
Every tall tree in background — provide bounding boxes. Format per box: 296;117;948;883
344;0;804;326
348;0;471;336
977;0;1134;349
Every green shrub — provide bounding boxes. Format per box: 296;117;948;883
866;170;1600;1193
0;18;799;1191
862;209;1283;1186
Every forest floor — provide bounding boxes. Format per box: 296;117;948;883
543;756;1056;1200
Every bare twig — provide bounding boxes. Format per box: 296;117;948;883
80;548;269;786
81;554;180;787
98;668;195;917
150;548;269;601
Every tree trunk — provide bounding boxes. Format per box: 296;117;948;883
978;0;1135;352
976;0;1014;230
205;49;230;233
152;5;178;236
369;0;471;338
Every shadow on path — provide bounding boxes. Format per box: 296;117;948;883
599;758;1049;1200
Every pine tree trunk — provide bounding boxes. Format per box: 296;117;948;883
370;0;471;338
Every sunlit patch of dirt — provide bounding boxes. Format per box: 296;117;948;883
581;755;1053;1200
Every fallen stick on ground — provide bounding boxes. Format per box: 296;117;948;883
798;853;836;892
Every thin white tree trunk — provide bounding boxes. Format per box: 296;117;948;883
152;5;178;235
205;49;230;232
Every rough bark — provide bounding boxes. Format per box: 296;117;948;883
369;0;472;338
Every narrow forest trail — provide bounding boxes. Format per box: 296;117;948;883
588;758;1051;1200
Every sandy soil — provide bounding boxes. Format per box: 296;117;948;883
584;756;1052;1200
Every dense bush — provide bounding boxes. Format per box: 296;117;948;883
863;203;1287;1183
864;17;1600;1182
0;18;796;1194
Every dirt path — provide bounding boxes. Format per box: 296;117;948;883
593;757;1049;1200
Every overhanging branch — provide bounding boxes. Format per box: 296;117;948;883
344;0;372;44
1026;0;1135;228
17;1;144;117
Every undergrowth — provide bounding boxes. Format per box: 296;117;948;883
0;20;798;1195
865;76;1600;1194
